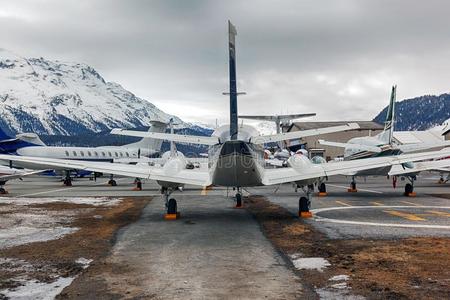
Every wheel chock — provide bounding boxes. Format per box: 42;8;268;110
164;213;180;220
235;204;244;209
318;192;327;197
406;192;416;197
347;188;357;193
132;187;142;191
299;211;313;218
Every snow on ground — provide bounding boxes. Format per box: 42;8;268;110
75;257;93;269
0;197;121;249
0;196;122;206
290;254;331;272
0;276;75;300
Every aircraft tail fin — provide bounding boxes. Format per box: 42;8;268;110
228;20;239;140
378;85;396;145
124;121;167;152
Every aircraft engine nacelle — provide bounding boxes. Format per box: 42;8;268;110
402;161;415;169
287;153;313;170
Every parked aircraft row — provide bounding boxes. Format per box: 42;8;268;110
0;21;448;220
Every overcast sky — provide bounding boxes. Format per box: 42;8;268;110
1;0;449;125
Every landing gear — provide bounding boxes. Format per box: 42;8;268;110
162;187;179;220
63;170;72;187
0;186;8;194
318;182;327;196
298;184;313;218
108;174;117;186
404;176;416;197
234;187;243;208
133;178;142;191
438;173;449;184
348;176;357;192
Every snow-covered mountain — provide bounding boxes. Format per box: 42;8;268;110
0;49;184;137
373;93;450;131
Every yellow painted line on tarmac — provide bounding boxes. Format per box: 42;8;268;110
383;210;426;221
401;201;420;206
335;200;351;207
426;210;450;217
371;201;384;206
201;186;209;196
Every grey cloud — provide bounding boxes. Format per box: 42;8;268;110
0;0;449;125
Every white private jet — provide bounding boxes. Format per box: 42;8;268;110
1;121;167;186
0;165;47;194
1;22;449;219
318;85;450;195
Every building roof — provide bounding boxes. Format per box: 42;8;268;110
393;131;445;144
288;121;384;132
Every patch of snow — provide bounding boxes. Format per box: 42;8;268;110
290;255;331;272
75;257;93;269
0;196;122;206
330;282;349;289
316;288;365;300
0;226;78;249
329;274;350;281
0;276;75;300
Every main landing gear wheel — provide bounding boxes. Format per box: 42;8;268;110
318;182;327;196
108;179;117;186
348;177;357;192
299;196;312;218
167;198;177;215
235;193;243;208
404;176;416;197
0;187;8;194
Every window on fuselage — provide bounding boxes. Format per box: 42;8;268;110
119;152;123;157
94;151;98;156
108;151;112;157
65;151;69;156
126;152;129;157
114;152;118;157
73;151;77;156
101;152;106;157
87;151;92;156
80;151;85;157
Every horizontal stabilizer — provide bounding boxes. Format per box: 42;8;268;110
239;113;316;122
318;140;382;153
251;123;360;144
111;129;220;146
397;141;450;153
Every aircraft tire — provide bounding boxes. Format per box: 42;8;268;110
299;196;309;212
167;198;177;214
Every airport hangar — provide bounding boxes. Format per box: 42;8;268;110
283;121;448;160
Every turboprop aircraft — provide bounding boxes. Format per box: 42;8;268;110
1;21;450;219
318;85;450;196
0;165;47;194
0;121;167;186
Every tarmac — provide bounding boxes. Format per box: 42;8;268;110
1;173;449;298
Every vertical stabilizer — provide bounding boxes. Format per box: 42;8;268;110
379;85;396;144
228;20;238;140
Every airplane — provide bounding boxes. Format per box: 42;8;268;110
0;121;167;186
318;85;450;196
1;21;449;220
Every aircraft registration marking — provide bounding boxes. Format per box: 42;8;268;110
383;210;426;221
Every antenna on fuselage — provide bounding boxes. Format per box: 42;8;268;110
222;20;245;140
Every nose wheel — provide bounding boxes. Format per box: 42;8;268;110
348;176;357;192
108;174;117;186
404;176;416;197
163;187;180;220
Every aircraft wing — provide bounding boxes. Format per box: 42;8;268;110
397;141;450;153
388;159;450;176
318;139;382;153
0;155;212;186
251;123;360;144
0;169;48;181
111;129;220;146
262;148;450;185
